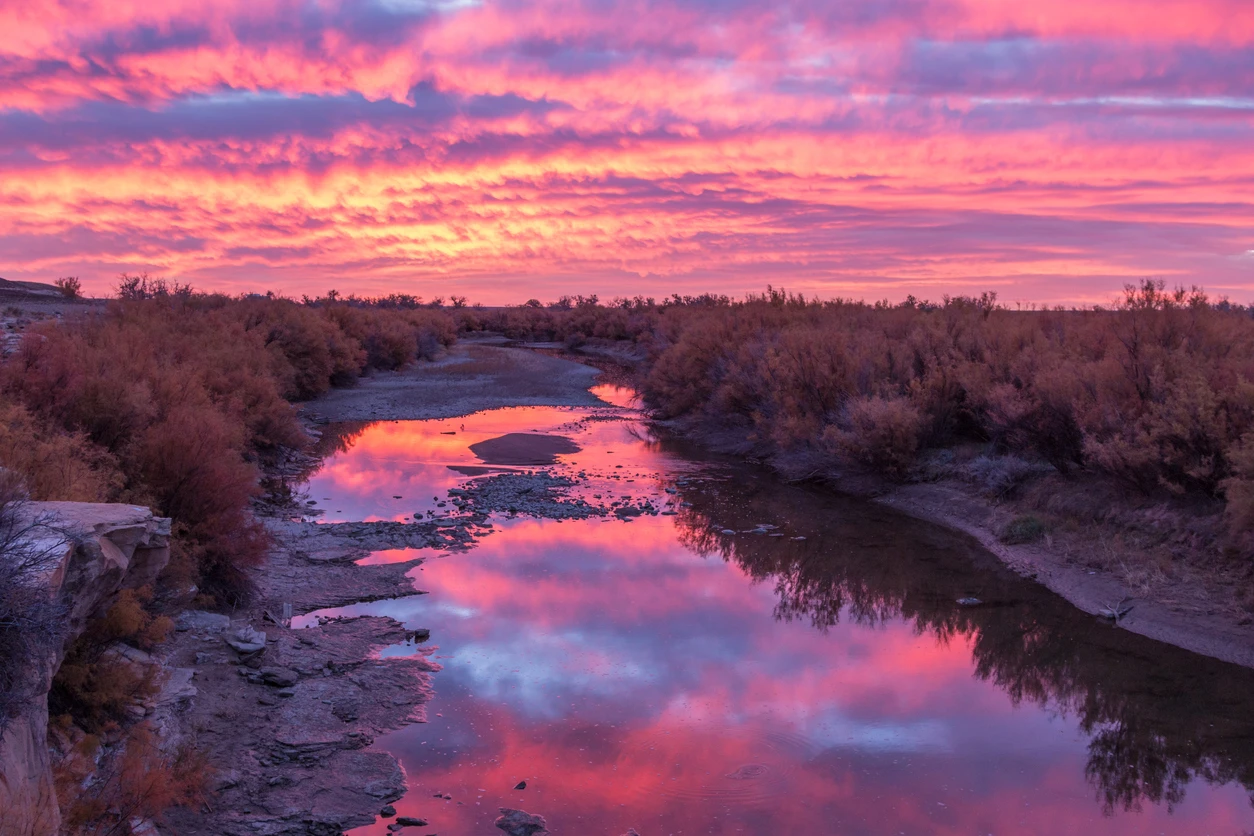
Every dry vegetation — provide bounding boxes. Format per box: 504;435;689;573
0;279;456;603
475;283;1254;608
0;280;459;833
6;276;1254;831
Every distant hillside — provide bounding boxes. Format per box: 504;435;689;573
0;277;64;299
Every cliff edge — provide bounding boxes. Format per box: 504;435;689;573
0;503;170;836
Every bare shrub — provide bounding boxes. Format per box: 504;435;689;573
231;296;364;399
0;401;120;501
115;273;192;301
966;454;1039;498
822;395;925;477
416;328;443;361
1221;435;1254;557
50;587;171;733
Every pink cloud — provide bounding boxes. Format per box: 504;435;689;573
0;0;1251;302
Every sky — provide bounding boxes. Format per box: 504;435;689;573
1;0;1253;304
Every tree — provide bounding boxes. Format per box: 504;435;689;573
54;277;83;300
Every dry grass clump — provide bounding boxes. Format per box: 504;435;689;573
1000;515;1048;545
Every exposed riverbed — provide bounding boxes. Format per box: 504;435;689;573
287;385;1254;836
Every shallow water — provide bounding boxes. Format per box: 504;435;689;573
297;389;1254;835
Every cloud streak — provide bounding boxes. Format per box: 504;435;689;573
1;0;1252;301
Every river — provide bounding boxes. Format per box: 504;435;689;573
291;386;1254;835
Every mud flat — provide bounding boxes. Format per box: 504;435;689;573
307;340;605;423
161;520;450;836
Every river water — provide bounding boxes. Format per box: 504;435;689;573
294;387;1254;835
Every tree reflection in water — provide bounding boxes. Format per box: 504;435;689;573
670;473;1254;816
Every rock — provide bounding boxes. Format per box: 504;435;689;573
495;808;549;836
128;817;162;836
225;626;267;655
363;777;398;799
395;816;428;827
513;780;527;790
0;502;171;836
259;667;299;688
176;610;230;633
152;667;196;708
303;547;364;564
212;769;241;792
380;805;396;817
409;628;431;643
332;699;361;722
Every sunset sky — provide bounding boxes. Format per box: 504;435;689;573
2;0;1253;303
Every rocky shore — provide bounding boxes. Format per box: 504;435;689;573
156;347;627;836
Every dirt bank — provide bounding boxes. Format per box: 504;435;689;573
873;481;1254;669
647;402;1254;671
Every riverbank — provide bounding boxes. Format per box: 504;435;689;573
641;406;1254;670
323;338;1254;669
207;350;1254;836
166;340;1253;833
159;345;612;835
874;481;1254;669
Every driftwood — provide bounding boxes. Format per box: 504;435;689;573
1099;597;1135;622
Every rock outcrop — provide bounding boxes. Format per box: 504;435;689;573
0;503;171;836
495;808;550;836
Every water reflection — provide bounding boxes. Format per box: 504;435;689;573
672;478;1254;819
299;407;1254;836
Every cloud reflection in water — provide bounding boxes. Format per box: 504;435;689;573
296;408;1254;835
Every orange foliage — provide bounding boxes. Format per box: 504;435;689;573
51;588;172;732
61;722;208;835
0;401;120;501
0;290;457;600
503;283;1254;559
